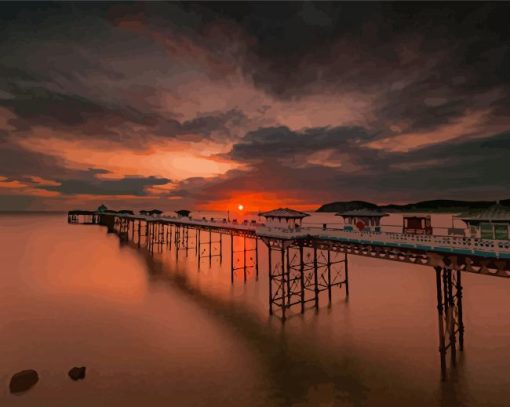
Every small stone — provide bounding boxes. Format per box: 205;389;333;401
9;369;39;394
68;366;86;381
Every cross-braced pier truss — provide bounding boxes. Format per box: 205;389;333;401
435;261;464;380
173;225;197;257
263;238;348;320
198;229;222;266
230;234;258;283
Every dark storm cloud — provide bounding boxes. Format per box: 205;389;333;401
0;142;172;196
178;125;510;205
228;126;375;159
0;3;249;147
0;143;74;180
186;2;510;134
1;83;149;130
3;2;509;139
154;109;247;142
0;72;246;145
45;175;170;196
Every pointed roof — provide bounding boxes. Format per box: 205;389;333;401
336;209;389;217
97;204;108;212
258;208;310;219
460;204;510;222
175;209;191;216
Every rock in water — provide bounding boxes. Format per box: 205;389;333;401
9;370;39;394
68;366;86;381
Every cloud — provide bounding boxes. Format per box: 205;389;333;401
45;175;171;196
0;142;173;199
2;3;510;210
172;126;510;209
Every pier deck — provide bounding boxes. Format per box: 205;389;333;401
68;210;510;380
117;213;510;267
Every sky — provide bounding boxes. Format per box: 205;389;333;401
1;2;510;212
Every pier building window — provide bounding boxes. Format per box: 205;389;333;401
494;224;509;240
481;223;493;239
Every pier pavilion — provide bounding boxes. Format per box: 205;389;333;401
336;209;388;232
97;204;108;213
460;203;510;240
258;208;309;229
176;209;191;218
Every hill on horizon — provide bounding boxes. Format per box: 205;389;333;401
316;199;510;213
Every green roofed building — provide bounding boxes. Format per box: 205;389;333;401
460;202;510;240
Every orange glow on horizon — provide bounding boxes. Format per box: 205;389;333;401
199;192;320;212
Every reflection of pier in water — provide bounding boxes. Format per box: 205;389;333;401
67;209;510;380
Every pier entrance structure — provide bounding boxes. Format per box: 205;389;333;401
68;206;510;380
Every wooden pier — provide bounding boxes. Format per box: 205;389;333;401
68;209;510;380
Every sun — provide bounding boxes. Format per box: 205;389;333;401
237;204;244;211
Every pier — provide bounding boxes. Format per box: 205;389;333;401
68;208;510;380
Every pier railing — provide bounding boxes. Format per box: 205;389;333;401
107;213;510;258
255;226;510;258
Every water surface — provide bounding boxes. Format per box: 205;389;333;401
1;213;510;406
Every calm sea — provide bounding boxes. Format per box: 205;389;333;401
1;212;510;406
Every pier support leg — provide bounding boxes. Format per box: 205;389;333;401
286;248;291;304
185;227;189;257
313;245;319;310
209;230;212;266
137;220;141;248
243;236;247;283
268;245;273;315
220;234;223;264
327;249;332;304
434;265;464;381
300;245;305;314
344;253;349;297
436;266;447;380
281;242;286;320
255;239;259;281
230;233;234;284
456;269;464;351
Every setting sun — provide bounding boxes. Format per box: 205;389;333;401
237;204;244;211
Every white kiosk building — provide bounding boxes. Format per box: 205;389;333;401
336;209;389;232
258;208;309;230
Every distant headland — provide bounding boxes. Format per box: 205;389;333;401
316;199;510;213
